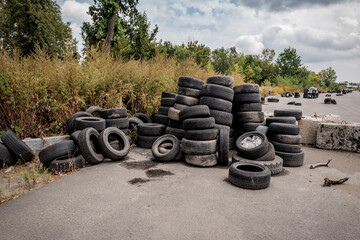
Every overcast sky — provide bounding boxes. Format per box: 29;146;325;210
56;0;360;83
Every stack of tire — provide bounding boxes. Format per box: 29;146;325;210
135;123;166;148
199;76;234;154
232;84;264;137
153;91;177;126
266;109;304;167
180;105;218;167
232;131;283;175
0;130;34;167
100;108;129;135
166;76;204;140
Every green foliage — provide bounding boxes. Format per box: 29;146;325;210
211;47;234;75
276;47;302;77
0;0;76;57
319;67;337;87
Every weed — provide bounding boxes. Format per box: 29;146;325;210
0;188;3;197
23;170;31;188
31;167;40;186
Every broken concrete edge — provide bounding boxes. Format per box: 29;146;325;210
24;135;70;152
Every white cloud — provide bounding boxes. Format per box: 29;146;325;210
236;35;264;54
61;0;91;23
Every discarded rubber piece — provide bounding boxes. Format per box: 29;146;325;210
232;154;283;175
207;75;234;87
78;128;104;164
137;123;166;136
295;103;302;106
233;84;260;94
1;130;33;162
181;138;217;155
75;117;106;132
267;97;279;103
67;112;92;134
99;108;127;119
235;131;269;160
179;105;210;121
39;140;77;164
152;134;180;162
228;162;271;189
275;150;304;167
185;154;217;167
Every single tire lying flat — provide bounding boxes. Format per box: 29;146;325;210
233;93;261;103
201;84;234;102
39;140;77;164
232;154;283;175
78;128;104;164
48;154;85;172
184;129;218;141
105;118;129;129
182;117;215;130
100;108;127;119
234;112;264;123
75;117;106;132
1;130;33;162
276;150;304;167
233;103;262;112
99;127;130;160
181;139;217;155
175;94;199;106
177;87;201;98
268;123;300;135
153;114;168;125
207;75;234;87
218;128;230;166
0;143;18;166
161;98;176;107
268;133;302;144
173;103;188;111
178;76;204;90
137;123;166;136
161;91;176;98
209;109;233;126
168;107;180;121
179;105;210;121
199;96;232;112
185;154;217;167
228;162;271;189
233;84;259;94
267;97;279;103
235;131;269;160
271;140;302;153
265;116;297;126
274;109;302;120
152;134;180;162
67;112;92;134
158;106;170;115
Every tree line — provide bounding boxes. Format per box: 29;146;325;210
0;0;340;89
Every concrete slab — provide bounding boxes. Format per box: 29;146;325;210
0;146;359;240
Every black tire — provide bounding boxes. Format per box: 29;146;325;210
182;117;215;130
265;116;297;126
199;96;232;112
168;107;180;121
137;123;166;136
255;125;269;135
201;84;234;101
161;98;176;107
168;119;182;128
133;113;152;123
207;75;234;87
0;143;18;166
234;112;264;123
268;123;300;135
295;103;302;106
48;154;85;172
235;122;265;132
268;133;302;144
233;103;262;112
294;93;300;98
229;137;235;150
174;103;188;111
128;117;144;130
98;127;130;160
235;131;269;160
185;154;217;167
210;109;233;126
175;94;199;106
179;105;210;121
1;130;33;162
276;150;304;167
39;140;77;164
178;76;204;90
181;139;217;155
228;162;271;189
218;128;229;166
135;135;159;148
105;118;129;129
177;87;201;98
184;129;218;140
67;111;93;134
158;106;170;115
166;127;185;140
70;130;81;145
85;106;103;115
75;117;106;132
161;91;176;98
153;114;169;125
287;101;295;105
271;141;302;153
274;109;302;120
78;128;104;164
151;134;180;162
267;97;279;103
233;84;259;94
232;154;283;175
233;93;261;103
234;142;275;162
99;108;127;119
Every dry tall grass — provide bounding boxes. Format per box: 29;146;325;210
0;48;244;138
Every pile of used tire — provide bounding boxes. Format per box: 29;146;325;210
199;76;234;154
100;108;129;134
233;84;264;137
166;76;204;140
135;123;166;148
153;91;176;126
266;109;304;167
0;130;34;167
180;105;219;167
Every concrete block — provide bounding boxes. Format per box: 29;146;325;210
316;123;360;152
23;135;70;151
299;114;341;145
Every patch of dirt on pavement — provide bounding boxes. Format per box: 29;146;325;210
128;178;151;185
146;169;174;178
121;160;159;170
272;169;290;177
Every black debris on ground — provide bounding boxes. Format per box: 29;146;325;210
145;169;174;178
120;160;159;170
128;178;151;185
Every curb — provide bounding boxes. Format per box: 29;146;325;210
23;135;70;151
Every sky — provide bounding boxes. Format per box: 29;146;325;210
56;0;360;83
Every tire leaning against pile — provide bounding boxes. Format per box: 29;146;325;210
151;134;180;162
98;127;130;160
1;130;34;162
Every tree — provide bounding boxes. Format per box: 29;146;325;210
319;67;337;87
211;47;234;75
186;41;211;68
0;0;75;57
276;47;302;77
